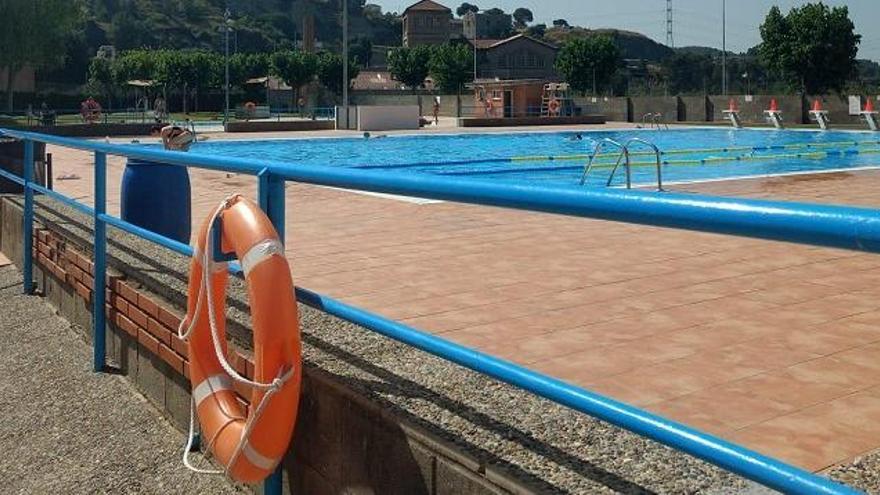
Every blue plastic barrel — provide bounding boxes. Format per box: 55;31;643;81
121;159;191;244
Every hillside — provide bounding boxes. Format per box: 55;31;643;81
543;26;674;61
81;0;400;53
47;0;400;84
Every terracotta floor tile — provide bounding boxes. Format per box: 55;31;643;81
652;386;795;432
740;280;846;305
724;370;852;411
531;347;648;385
785;356;880;393
728;416;865;472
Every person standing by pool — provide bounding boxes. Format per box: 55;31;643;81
432;96;441;126
154;95;167;122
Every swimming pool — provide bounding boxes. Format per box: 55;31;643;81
186;128;880;188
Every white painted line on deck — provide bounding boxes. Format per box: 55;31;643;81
324;186;444;204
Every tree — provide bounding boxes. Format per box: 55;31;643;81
184;51;223;112
387;46;433;91
270;50;318;107
230;53;271;91
663;52;715;94
86;57;117;110
555;36;621;95
429;43;473;117
552;19;569;28
526;24;547;39
484;8;504;16
456;3;479;17
350;37;373;67
512;8;533;29
316;52;360;96
758;3;860;94
113;50;158;86
0;0;79;110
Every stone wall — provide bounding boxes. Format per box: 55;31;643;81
573;97;630;122
347;91;877;127
678;96;709;122
630;97;679;125
708;94;801;125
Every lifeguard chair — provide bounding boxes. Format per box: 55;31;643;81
764;99;784;129
861;99;879;131
809;99;830;130
721;99;742;128
541;83;573;117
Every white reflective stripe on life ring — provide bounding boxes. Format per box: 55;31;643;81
193;374;234;407
240;239;284;277
242;441;277;471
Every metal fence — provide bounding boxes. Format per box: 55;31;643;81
0;106;338;128
0;128;870;495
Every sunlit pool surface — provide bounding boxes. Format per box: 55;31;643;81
183;128;880;188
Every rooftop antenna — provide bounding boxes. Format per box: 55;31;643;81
666;0;674;48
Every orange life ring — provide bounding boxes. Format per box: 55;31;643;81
184;196;301;483
548;98;560;116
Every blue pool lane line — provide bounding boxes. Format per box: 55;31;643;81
349;140;880;172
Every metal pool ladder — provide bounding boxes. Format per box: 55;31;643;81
580;138;629;187
580;137;664;191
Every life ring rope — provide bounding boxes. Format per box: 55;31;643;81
178;194;298;479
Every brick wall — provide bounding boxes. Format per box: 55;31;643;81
31;226;258;409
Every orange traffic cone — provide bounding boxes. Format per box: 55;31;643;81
865;99;875;113
811;99;823;112
728;98;738;112
769;98;779;112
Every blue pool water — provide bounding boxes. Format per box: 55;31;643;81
185;128;880;188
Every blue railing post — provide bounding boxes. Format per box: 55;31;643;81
22;139;34;294
258;169;286;242
257;168;285;495
92;151;107;372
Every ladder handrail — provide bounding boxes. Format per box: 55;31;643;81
623;137;663;191
580;138;628;186
652;113;669;130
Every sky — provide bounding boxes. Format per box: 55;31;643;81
371;0;880;61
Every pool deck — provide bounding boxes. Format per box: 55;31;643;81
41;127;880;475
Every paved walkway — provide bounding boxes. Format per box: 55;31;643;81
42;134;880;474
0;265;243;494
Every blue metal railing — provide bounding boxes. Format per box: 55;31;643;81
0;128;867;495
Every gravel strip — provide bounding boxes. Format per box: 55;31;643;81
826;453;880;494
9;195;868;494
0;265;246;494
